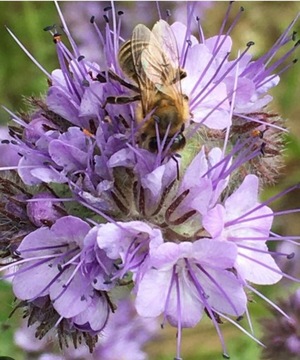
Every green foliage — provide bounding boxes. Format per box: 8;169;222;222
0;2;58;124
0;282;22;360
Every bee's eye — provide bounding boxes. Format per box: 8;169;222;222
148;137;158;152
170;133;186;151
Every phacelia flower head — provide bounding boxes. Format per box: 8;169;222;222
260;289;300;360
1;2;299;359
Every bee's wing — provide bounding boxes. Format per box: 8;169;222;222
131;24;157;113
151;20;180;77
141;20;182;98
131;24;151;80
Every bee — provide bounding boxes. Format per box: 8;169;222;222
116;20;190;153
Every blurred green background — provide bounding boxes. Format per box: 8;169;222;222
0;1;300;360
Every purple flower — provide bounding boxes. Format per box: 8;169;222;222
26;192;65;227
97;221;164;280
135;239;246;327
0;127;21;167
11;216;110;335
203;174;282;285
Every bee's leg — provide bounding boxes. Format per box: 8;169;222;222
94;70;140;93
107;70;140;93
170;69;187;85
171;154;181;181
102;94;141;108
179;69;187;80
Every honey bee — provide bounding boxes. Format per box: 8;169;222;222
116;20;190;153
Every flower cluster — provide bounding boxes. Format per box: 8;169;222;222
1;2;299;359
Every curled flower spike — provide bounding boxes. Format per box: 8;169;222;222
1;1;300;359
14;297;157;360
260;289;300;360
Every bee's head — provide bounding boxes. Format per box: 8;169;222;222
147;131;186;153
139;97;188;153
